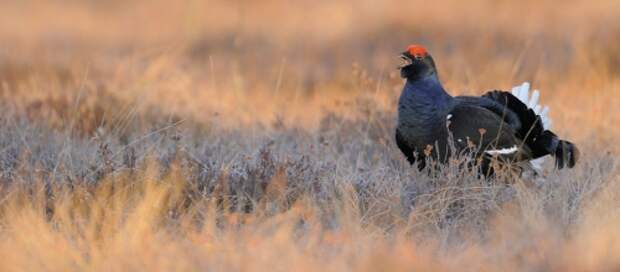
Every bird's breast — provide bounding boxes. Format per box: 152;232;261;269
397;107;448;148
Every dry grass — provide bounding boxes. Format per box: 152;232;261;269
0;0;619;271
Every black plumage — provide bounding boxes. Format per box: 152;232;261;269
395;45;579;173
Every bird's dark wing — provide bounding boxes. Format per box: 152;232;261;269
455;95;523;132
481;91;545;145
457;92;545;156
458;90;578;168
447;104;532;162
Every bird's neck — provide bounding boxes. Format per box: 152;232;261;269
402;75;453;110
397;74;453;141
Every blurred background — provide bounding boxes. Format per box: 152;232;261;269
0;2;619;270
0;0;619;143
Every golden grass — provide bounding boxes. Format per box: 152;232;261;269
0;0;619;271
0;166;618;271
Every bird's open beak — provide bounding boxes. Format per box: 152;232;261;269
397;54;413;69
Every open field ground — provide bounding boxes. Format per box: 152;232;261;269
0;0;619;271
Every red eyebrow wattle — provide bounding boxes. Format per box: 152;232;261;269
407;45;428;56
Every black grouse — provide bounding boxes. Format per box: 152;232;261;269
395;44;579;174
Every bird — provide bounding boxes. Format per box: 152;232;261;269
395;44;579;175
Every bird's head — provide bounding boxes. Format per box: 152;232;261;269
398;44;437;80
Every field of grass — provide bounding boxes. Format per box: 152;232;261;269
0;0;619;271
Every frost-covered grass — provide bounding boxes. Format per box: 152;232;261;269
0;0;619;271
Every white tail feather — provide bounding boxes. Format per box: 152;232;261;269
541;106;552;129
511;82;551;130
528;90;539;109
529;157;546;173
510;82;553;173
